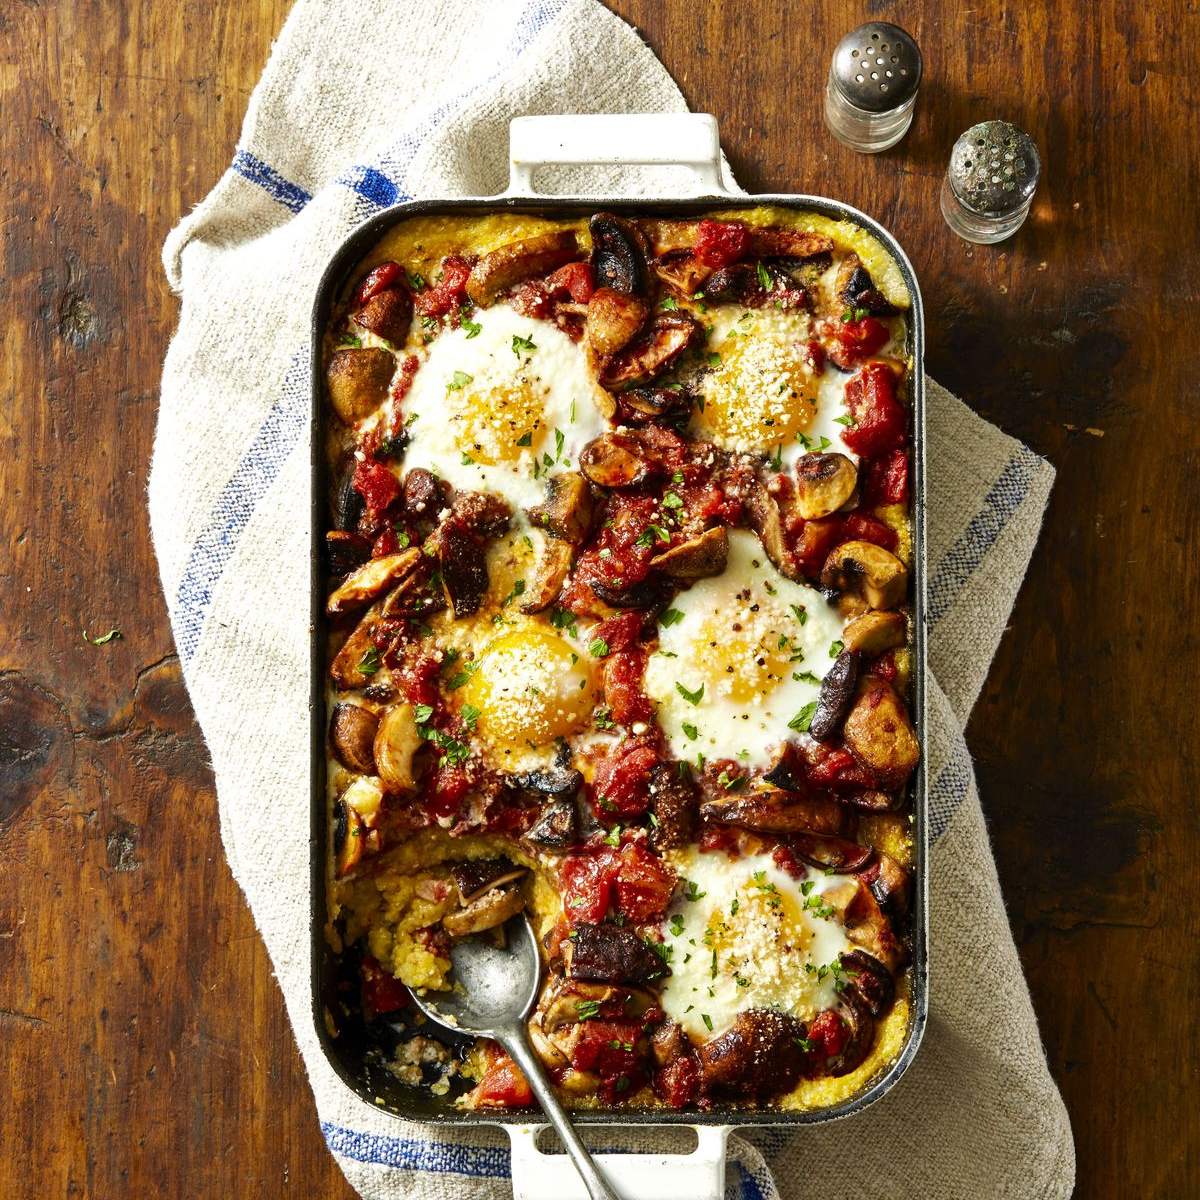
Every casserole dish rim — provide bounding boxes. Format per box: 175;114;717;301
308;190;928;1130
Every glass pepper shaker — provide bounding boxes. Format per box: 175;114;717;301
824;22;922;154
940;121;1041;244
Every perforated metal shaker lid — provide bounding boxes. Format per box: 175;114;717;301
830;23;922;113
948;121;1041;216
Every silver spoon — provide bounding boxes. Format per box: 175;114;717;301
407;913;620;1200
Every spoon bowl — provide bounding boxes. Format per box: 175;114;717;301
407;913;620;1200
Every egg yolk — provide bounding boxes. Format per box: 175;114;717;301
452;378;545;466
695;319;818;452
695;601;796;706
461;627;597;756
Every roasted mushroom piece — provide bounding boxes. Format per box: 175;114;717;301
442;884;526;937
450;859;529;904
589;574;671;611
696;1008;808;1098
352;287;413;345
843;609;906;656
744;474;800;579
326;547;421;615
842;679;919;788
585;287;649;356
333;777;384;878
653;251;713;297
527;471;596;545
700;261;804;309
650;525;728;580
402;467;444;520
524;798;579;850
436;523;489;618
808;649;860;743
332;455;365;531
867;853;910;919
326;347;395;425
465;230;579;307
746;226;835;260
329;702;380;773
786;832;874;873
600;313;700;390
700;790;846;837
373;702;421;792
617;382;692;424
578;432;651;489
563;923;669;985
840;949;896;1018
793;452;858;519
646;762;697;851
834;252;897;316
518;537;574;614
329;604;383;690
588;212;649;296
820;540;908;610
326;530;371;576
380;569;447;619
511;757;583;797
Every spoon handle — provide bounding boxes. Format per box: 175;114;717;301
498;1025;621;1200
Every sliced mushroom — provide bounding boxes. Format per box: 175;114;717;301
329;605;382;690
652;250;713;297
646;763;697;851
329;702;380;773
794;453;858;519
867;853;910;919
519;538;574;613
332;455;365;531
600;313;700;390
538;977;655;1034
373;702;421;792
699;261;802;308
449;859;528;904
442;884;525;937
638;218;701;255
529;1020;571;1072
744;475;799;579
835;253;897;316
437;523;488;618
837;789;901;813
650;525;728;580
589;574;671;611
585;288;649;356
465;230;579;307
353;288;413;345
809;649;860;743
326;347;395;425
578;432;651;489
380;569;447;619
402;467;443;519
700;790;846;837
842;679;919;788
563;923;669;985
787;832;874;873
746;226;835;260
326;530;371;576
588;212;648;296
618;383;692;423
650;1020;688;1067
838;881;904;972
824;986;877;1077
524;798;579;850
326;547;421;615
697;1008;808;1098
511;761;583;797
840;949;896;1018
527;471;596;545
333;795;366;878
843;610;906;656
820;540;908;610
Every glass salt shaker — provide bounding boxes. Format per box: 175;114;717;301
940;121;1041;244
824;22;922;154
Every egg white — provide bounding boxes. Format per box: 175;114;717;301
658;848;853;1040
400;304;608;512
643;529;846;768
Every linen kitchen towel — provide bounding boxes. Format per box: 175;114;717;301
152;0;1075;1196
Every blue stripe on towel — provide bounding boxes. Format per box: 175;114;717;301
928;446;1042;625
230;149;313;213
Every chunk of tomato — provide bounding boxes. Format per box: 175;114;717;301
863;448;910;506
352;459;401;517
611;842;676;922
840;511;898;553
569;1019;643;1076
603;650;654;727
592;739;660;817
354;261;404;306
842;362;906;459
695;219;750;268
473;1047;534;1108
823;316;890;371
413;255;472;318
546;260;595;303
560;854;614;925
654;1053;700;1109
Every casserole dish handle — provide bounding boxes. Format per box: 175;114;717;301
507;112;732;196
507;1123;729;1200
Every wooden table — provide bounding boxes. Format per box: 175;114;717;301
2;2;1195;1196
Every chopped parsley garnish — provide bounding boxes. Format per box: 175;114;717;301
682;879;706;902
660;607;685;627
841;306;869;323
461;316;482;338
669;913;686;936
659;295;679;311
407;270;427;290
516;430;533;447
603;824;621;847
550;607;579;638
829;639;845;657
793;670;821;685
755;261;772;289
790;603;808;625
395;529;411;548
635;524;671;548
706;352;721;368
501;579;526;607
769;443;783;470
445;660;478;690
336;332;361;347
717;770;746;791
357;646;382;676
447;370;473;391
834;413;857;428
594;706;615;731
460;452;474;465
511;333;537;357
730;897;740;916
682;722;698;741
460;704;481;731
413;704;435;725
82;627;122;646
577;999;602;1020
788;701;818;733
675;681;704;706
588;637;610;659
701;1013;714;1031
661;491;683;510
554;428;566;462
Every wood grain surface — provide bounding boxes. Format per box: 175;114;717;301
1;1;1195;1197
